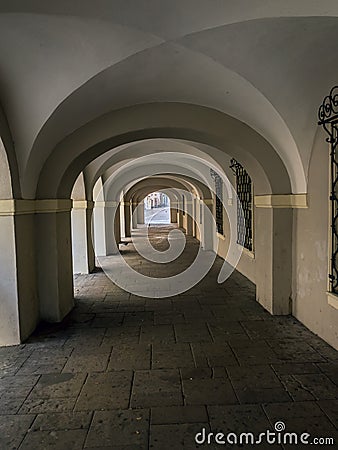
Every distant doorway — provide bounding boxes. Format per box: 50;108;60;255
144;192;171;225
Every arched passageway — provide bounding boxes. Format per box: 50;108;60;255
144;192;171;225
0;3;338;447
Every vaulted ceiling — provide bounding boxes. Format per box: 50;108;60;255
0;0;337;197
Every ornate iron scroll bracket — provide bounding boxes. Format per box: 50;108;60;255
229;158;242;175
318;86;338;293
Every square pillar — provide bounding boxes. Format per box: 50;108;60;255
36;200;74;322
71;200;95;274
0;200;39;345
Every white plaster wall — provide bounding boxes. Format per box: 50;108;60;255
216;205;257;286
293;128;338;350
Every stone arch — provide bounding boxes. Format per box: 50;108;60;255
33;103;292;199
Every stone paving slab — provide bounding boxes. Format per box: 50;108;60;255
131;369;183;408
192;342;239;367
27;373;86;400
150;423;211;449
151;405;208;424
63;353;110;373
174;323;213;343
31;411;93;431
108;344;151;371
0;415;35;449
291;373;338;400
182;376;238;405
0;394;27;414
152;343;195;369
139;325;175;344
103;326;140;345
317;399;338;424
20;429;88;450
19;397;78;414
75;371;133;411
85;409;149;448
278;374;317;401
271;362;321;376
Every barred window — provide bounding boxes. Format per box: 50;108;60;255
210;169;223;235
230;159;253;251
318;86;338;294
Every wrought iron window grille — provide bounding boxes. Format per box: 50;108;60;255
210;169;224;235
229;158;253;252
318;86;338;294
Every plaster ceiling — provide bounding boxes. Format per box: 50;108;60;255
0;1;337;195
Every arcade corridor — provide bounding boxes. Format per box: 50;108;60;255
1;228;337;449
2;2;338;449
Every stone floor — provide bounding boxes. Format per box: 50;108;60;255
0;227;338;449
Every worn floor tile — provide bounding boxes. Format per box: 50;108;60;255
174;323;212;343
151;405;208;424
182;377;238;405
152;343;195;369
85;409;149;448
20;429;88;450
131;369;183;407
20;397;77;414
292;373;338;400
0;414;34;449
317;399;338;424
32;412;92;431
192;343;238;367
140;324;175;344
103;326;140;345
108;344;151;370
28;373;86;399
75;371;133;411
150;423;212;450
63;352;110;373
208;404;271;433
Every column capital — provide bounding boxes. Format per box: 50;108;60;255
72;200;95;210
254;194;308;209
203;198;213;205
0;199;73;216
95;200;119;208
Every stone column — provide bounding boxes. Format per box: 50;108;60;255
137;200;145;224
0;200;39;345
86;204;95;272
251;195;293;315
170;200;178;223
131;202;138;229
202;198;215;251
185;195;194;236
105;202;120;255
93;201;107;256
71;200;94;274
124;201;131;237
35;199;74;323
